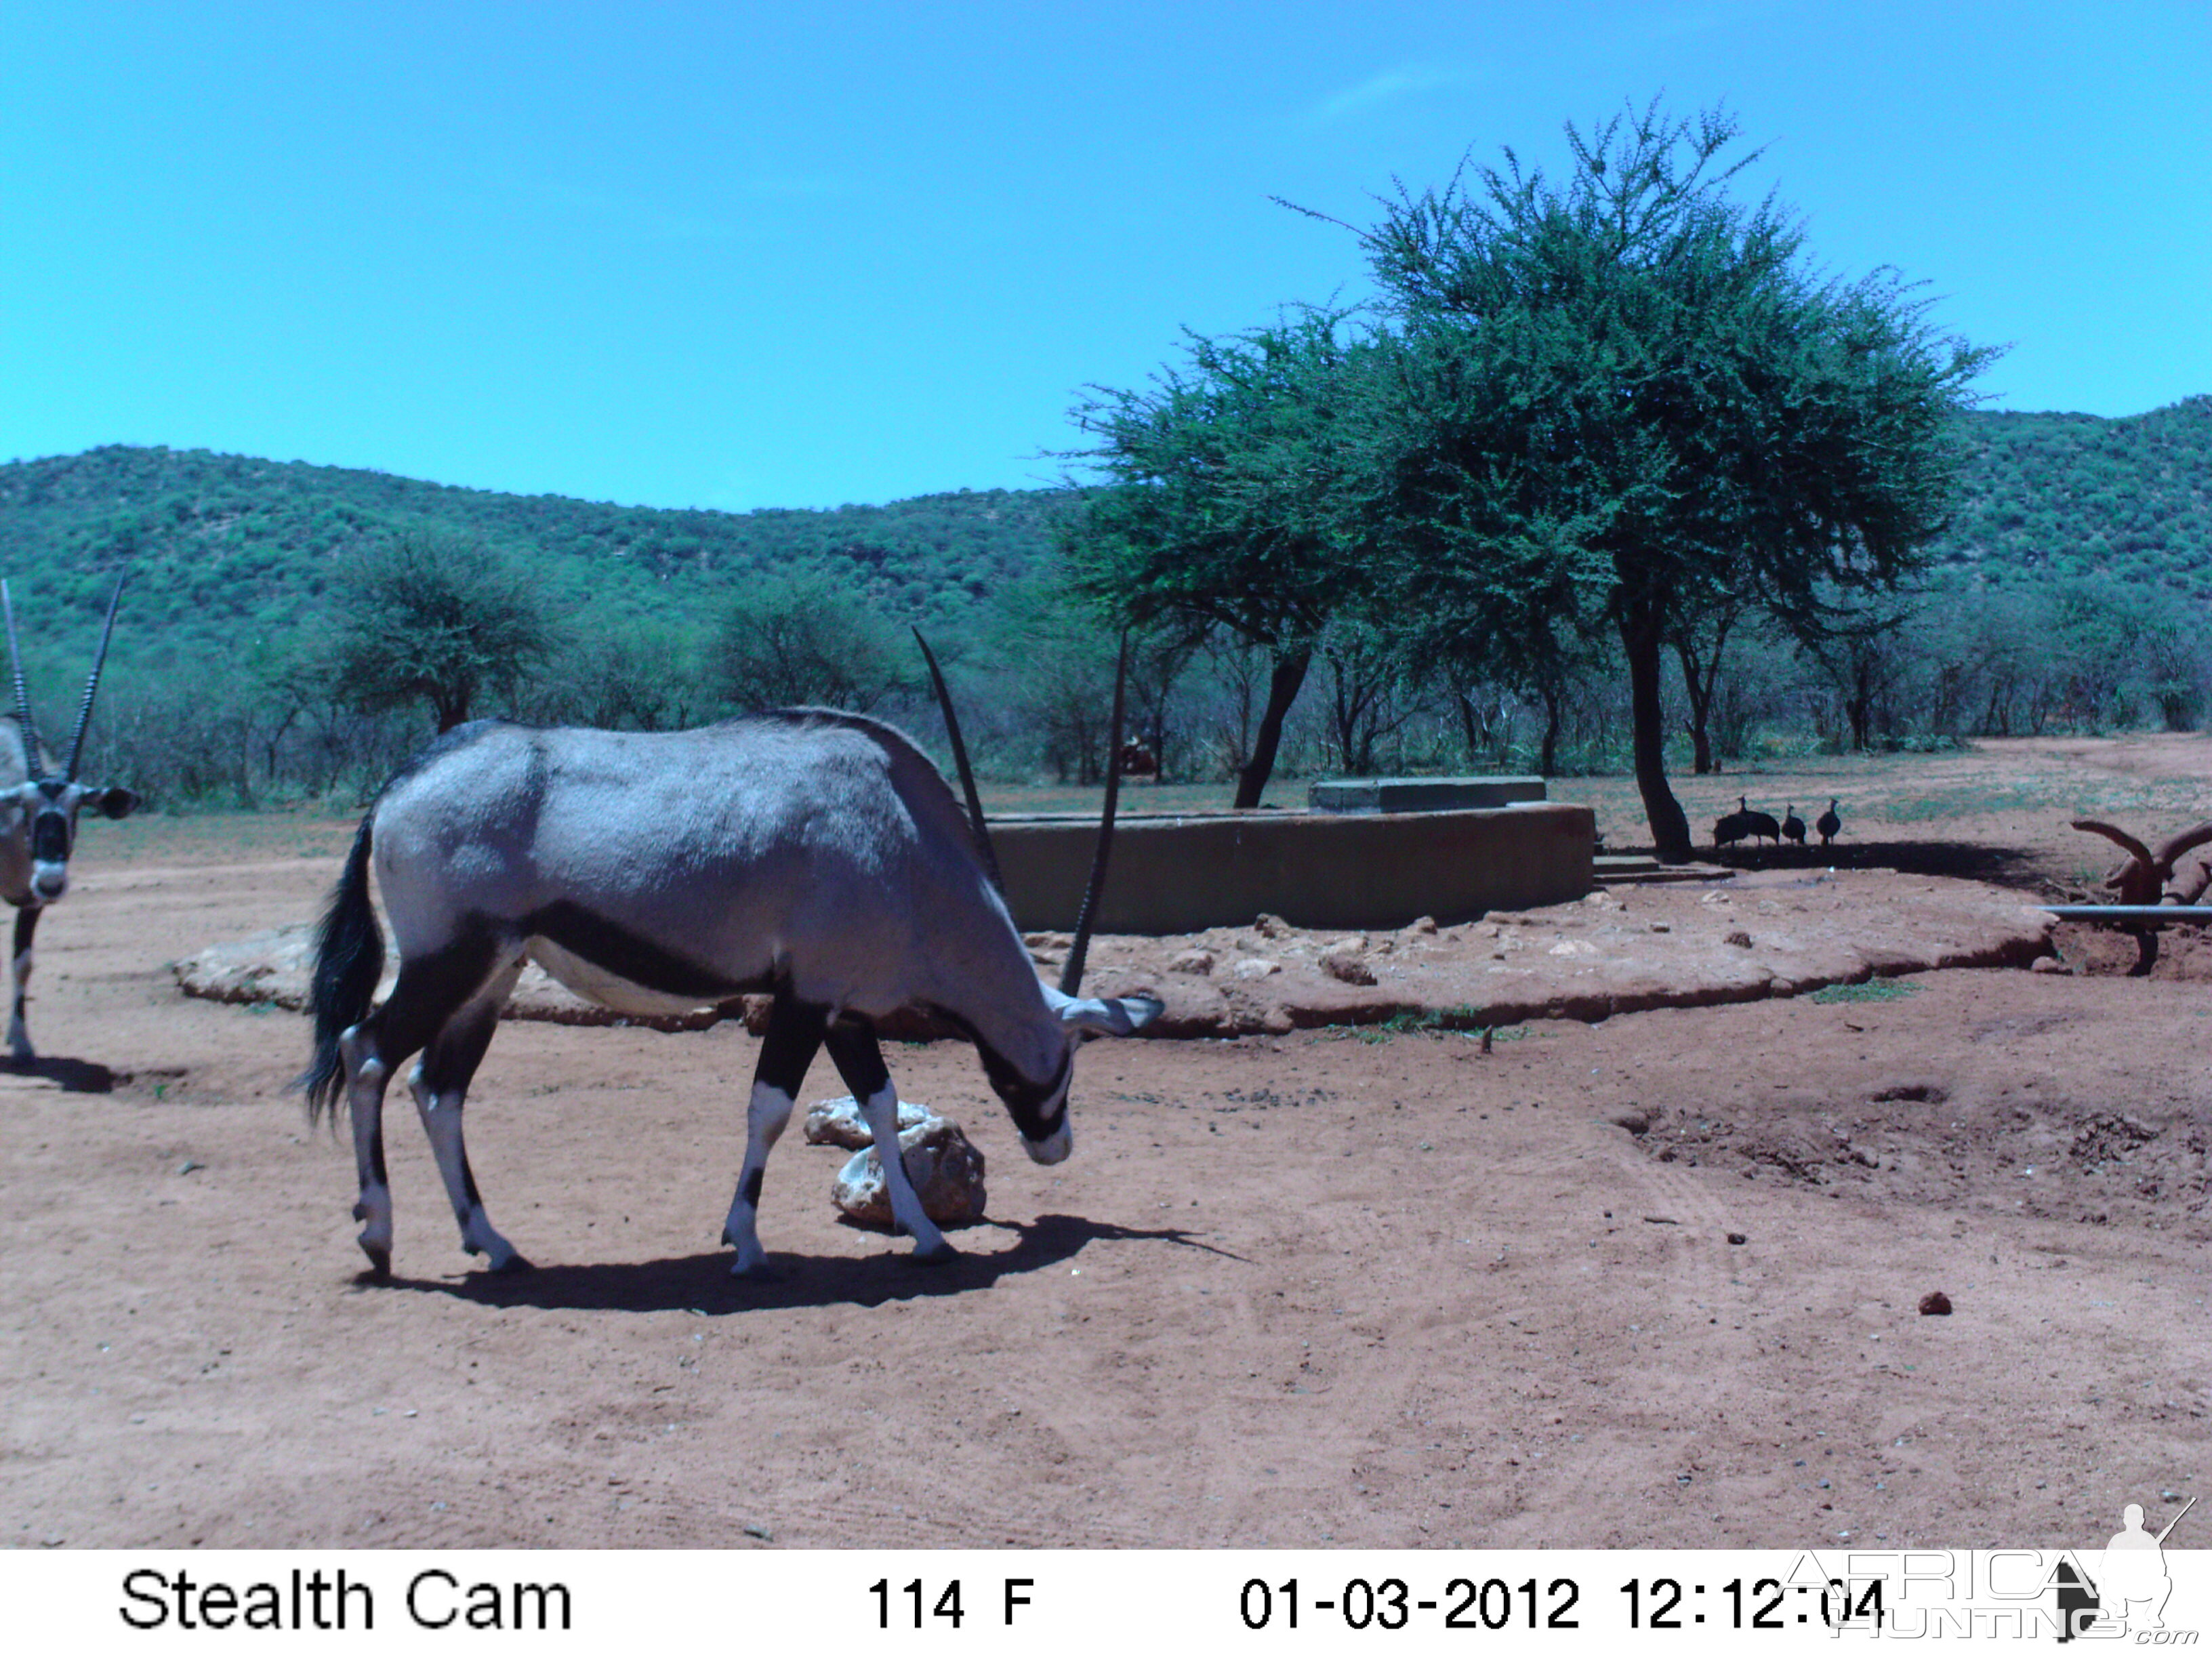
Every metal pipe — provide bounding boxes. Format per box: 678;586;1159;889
2039;905;2212;923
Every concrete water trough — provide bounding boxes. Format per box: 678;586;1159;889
1306;775;1548;813
992;784;1593;935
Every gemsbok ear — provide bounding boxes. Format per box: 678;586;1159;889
94;785;140;819
1044;987;1164;1037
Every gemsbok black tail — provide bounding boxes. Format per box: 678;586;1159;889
297;814;384;1121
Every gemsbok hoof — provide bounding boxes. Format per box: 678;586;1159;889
909;1240;960;1267
359;1245;392;1280
487;1252;533;1275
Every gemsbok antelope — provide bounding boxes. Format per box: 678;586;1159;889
1;577;139;1063
299;642;1159;1279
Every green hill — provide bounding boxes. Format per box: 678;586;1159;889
0;445;1073;678
1;394;2205;678
1932;395;2212;598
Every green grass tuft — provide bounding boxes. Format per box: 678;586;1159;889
1808;978;1919;1004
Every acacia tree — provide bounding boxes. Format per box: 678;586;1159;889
329;533;554;734
710;569;905;713
1061;308;1385;807
1352;101;1994;859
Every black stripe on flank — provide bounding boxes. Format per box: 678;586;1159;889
741;1168;764;1206
525;900;765;1002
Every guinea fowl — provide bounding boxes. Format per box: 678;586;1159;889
1816;798;1842;847
1738;795;1782;846
1781;804;1807;846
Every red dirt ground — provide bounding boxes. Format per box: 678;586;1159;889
3;737;2207;1551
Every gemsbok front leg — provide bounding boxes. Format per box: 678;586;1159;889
407;963;526;1272
7;905;39;1063
722;994;827;1278
826;1019;953;1265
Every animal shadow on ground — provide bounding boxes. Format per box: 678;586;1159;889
0;1054;115;1092
1712;840;2042;886
376;1214;1245;1316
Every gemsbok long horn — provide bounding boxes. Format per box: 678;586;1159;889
1059;629;1130;998
1;580;43;776
64;574;127;781
913;628;1002;893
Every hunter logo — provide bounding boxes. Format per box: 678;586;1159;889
1790;1493;2197;1641
2069;1497;2198;1641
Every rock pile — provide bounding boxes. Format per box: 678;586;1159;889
806;1096;989;1231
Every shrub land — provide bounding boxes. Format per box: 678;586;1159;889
1;106;2204;821
5;388;2202;820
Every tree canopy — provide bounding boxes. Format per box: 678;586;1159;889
1354;100;1996;858
327;533;554;733
1060;307;1389;805
710;569;907;714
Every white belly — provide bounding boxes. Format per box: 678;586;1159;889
525;937;722;1017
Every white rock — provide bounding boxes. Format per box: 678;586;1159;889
802;1095;937;1150
1319;947;1376;985
832;1119;988;1229
1231;957;1282;981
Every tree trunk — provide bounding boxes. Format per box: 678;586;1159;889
1455;688;1481;764
1233;649;1311;809
1539;681;1563;777
1675;640;1715;775
1673;609;1736;777
1845;657;1875;752
433;687;471;735
1621;600;1692;862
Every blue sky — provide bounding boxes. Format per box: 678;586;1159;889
4;1;2206;512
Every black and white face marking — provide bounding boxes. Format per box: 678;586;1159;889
13;780;83;905
957;990;1161;1166
5;779;139;907
972;1033;1075;1162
